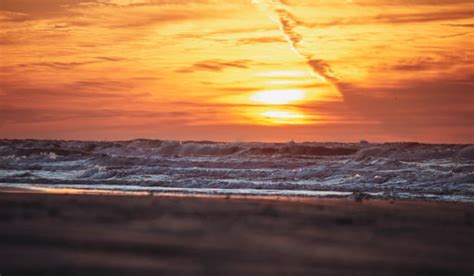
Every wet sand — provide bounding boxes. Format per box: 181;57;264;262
0;190;473;275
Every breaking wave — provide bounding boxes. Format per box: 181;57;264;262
0;139;473;202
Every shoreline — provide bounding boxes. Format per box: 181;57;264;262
1;186;472;213
1;183;473;204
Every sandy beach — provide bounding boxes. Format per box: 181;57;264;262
0;190;472;275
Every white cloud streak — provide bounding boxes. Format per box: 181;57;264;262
251;0;339;83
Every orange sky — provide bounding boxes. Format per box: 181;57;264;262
0;0;473;143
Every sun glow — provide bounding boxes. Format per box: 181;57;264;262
250;89;306;105
256;71;308;77
261;111;305;119
257;109;308;125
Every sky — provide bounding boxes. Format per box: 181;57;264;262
0;0;473;143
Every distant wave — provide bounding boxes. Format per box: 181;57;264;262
0;139;359;158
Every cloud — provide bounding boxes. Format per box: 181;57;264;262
237;36;285;45
0;0;229;25
95;56;127;62
447;23;474;28
302;10;474;27
252;0;339;83
176;60;252;73
13;61;97;70
352;0;473;5
0;79;150;106
336;76;474;132
4;57;126;71
0;0;86;20
0;106;193;124
282;0;474;6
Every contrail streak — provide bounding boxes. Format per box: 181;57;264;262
252;0;339;83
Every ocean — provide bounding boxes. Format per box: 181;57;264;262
1;139;473;202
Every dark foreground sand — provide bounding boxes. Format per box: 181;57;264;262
0;191;473;275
